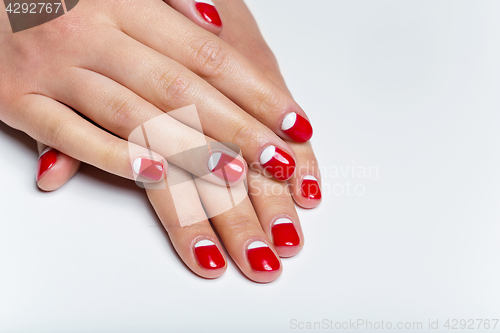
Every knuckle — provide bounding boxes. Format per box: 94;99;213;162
219;213;254;238
45;116;67;148
105;94;139;133
230;121;255;147
254;87;286;117
192;38;228;77
156;70;192;105
100;140;119;173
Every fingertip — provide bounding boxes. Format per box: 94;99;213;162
131;156;168;184
194;1;223;30
270;218;304;258
275;246;303;258
165;0;223;35
258;145;297;181
243;239;283;283
192;261;227;279
281;112;314;143
37;150;80;192
291;174;322;210
207;150;247;186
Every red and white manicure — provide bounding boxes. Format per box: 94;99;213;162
36;147;58;182
195;0;222;27
301;175;322;200
194;239;225;270
281;112;313;143
208;152;245;183
247;241;280;272
133;158;165;182
260;145;296;181
271;218;300;247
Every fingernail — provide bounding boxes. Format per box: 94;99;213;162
260;146;296;181
194;239;225;269
195;0;222;27
301;175;322;200
247;241;280;272
281;112;313;142
272;218;300;247
133;158;164;182
36;148;58;181
208;152;245;183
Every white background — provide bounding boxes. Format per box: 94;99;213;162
1;1;499;332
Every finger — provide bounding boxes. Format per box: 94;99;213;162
164;0;223;34
287;142;322;209
48;66;247;186
79;32;295;181
114;1;313;143
247;170;304;258
12;94;167;184
210;0;323;208
194;177;282;283
146;164;227;278
36;141;80;192
167;0;287;93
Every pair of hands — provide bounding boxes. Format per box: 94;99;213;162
0;0;322;283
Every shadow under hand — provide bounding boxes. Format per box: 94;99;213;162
0;121;187;270
0;120;38;155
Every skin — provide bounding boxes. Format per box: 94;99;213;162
0;0;317;185
26;0;323;282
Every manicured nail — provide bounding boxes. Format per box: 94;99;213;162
195;0;222;27
36;148;58;181
133;158;164;182
272;218;300;247
281;112;313;142
260;146;296;181
208;152;244;183
301;175;322;200
194;239;225;269
247;241;280;272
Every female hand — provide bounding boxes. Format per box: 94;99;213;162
26;0;322;208
0;0;315;186
31;0;321;282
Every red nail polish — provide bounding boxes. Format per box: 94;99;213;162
208;152;245;183
247;241;280;272
272;218;300;247
260;146;296;181
281;112;313;143
195;2;222;27
301;175;322;200
36;148;58;181
133;158;164;182
194;240;225;269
